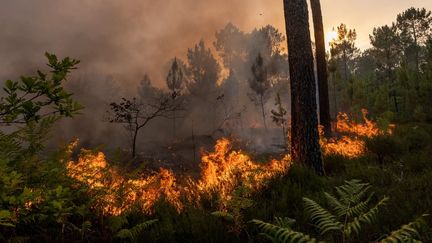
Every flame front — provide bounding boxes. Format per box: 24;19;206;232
321;109;395;158
67;138;290;215
67;109;393;215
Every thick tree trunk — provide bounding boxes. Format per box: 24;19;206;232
310;0;332;138
283;0;324;175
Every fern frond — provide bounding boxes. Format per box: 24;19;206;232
115;219;158;243
251;219;318;243
379;215;428;243
274;217;296;228
344;196;389;237
335;180;371;205
211;211;234;222
324;192;346;217
303;197;343;235
346;193;374;219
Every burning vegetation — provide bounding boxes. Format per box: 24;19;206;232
66;109;392;216
67;138;291;215
321;109;395;159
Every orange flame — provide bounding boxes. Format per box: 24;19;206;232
321;109;395;158
66;109;391;215
67;138;291;215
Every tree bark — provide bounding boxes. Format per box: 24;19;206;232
132;128;138;158
283;0;324;175
260;94;268;130
310;0;332;138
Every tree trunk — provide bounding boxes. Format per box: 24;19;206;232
132;128;138;158
260;95;268;130
310;0;332;138
283;0;324;175
332;72;338;120
173;110;176;139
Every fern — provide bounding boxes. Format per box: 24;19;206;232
378;215;428;243
252;180;427;243
334;179;371;207
274;217;296;228
212;211;235;222
251;219;319;243
115;219;158;243
344;196;388;237
303;180;389;240
303;197;343;235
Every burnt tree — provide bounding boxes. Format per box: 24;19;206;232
311;0;332;138
108;95;182;158
283;0;324;175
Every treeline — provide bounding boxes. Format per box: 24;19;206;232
105;7;432;157
329;7;432;122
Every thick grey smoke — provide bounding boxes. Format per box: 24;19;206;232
0;0;284;85
0;0;289;154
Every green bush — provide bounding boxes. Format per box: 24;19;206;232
365;135;403;166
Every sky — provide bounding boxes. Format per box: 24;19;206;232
1;0;432;87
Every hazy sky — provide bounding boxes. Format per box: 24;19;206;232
1;0;432;87
253;0;432;49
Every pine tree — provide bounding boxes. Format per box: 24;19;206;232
311;0;332;138
283;0;324;175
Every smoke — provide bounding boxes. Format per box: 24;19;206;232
0;0;284;85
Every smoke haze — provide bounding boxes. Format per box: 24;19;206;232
0;0;285;86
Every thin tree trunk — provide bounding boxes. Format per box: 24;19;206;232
132;128;138;158
332;72;338;120
283;0;324;175
310;0;332;138
191;119;197;164
173;110;176;139
260;95;268;130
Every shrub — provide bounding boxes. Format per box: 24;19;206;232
365;135;403;166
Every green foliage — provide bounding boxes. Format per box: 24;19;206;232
251;219;319;243
0;53;82;125
115;219;158;243
211;211;235;222
365;135;403;166
305;180;389;240
323;155;347;176
252;180;426;243
413;106;427;122
378;215;428;243
212;187;254;234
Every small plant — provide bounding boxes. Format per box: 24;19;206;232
114;218;158;243
212;187;254;235
271;93;288;150
251;180;427;243
365;135;403;166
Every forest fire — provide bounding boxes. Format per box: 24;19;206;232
321;109;395;158
66;110;392;215
66;138;291;215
